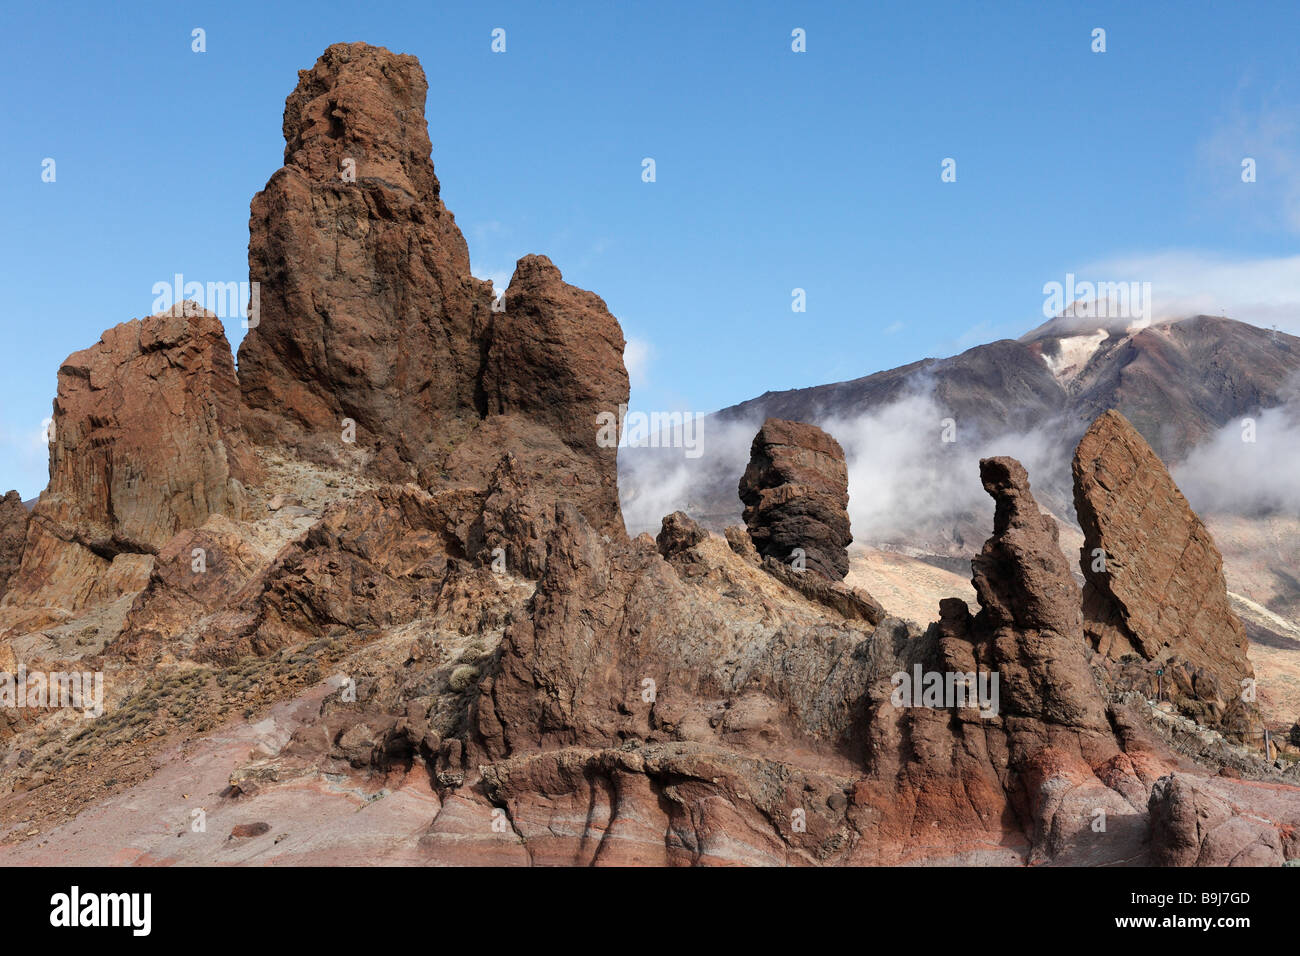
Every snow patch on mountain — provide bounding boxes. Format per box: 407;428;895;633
1040;328;1110;383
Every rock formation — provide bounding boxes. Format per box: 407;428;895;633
0;491;28;598
971;457;1111;735
237;42;489;473
236;42;627;535
465;254;627;536
1073;410;1259;738
858;456;1132;865
0;44;1295;870
1;304;255;620
739;418;852;579
1148;773;1299;866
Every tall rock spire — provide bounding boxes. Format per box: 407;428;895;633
237;42;628;535
237;42;491;478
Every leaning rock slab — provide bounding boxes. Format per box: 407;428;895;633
1073;409;1258;738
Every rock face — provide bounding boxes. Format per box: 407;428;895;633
2;305;256;615
858;456;1128;865
467;255;628;536
471;500;888;864
739;418;852;579
0;492;29;598
237;43;627;534
1148;774;1298;866
971;457;1111;735
1073;410;1258;737
237;42;488;474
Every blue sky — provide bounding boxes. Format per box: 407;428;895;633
3;0;1299;498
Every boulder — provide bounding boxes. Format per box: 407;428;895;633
739;418;852;579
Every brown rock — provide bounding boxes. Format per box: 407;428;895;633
1148;774;1287;866
0;491;29;598
479;502;882;762
739;418;851;579
229;822;272;840
237;44;628;537
970;456;1111;735
3;304;255;615
724;525;760;565
191;485;475;664
478;254;627;535
13;43;1293;870
858;456;1129;865
1073;410;1258;737
110;516;274;662
655;511;707;559
237;42;490;477
759;556;883;625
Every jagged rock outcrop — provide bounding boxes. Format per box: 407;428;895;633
0;492;29;598
1073;410;1259;738
478;502;882;760
460;255;627;537
857;456;1132;865
739;418;852;579
655;511;708;558
189;485;484;665
971;457;1112;735
237;42;627;535
2;305;256;620
463;498;890;863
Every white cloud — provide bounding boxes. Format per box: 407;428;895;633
1082;251;1300;332
1174;378;1300;515
618;379;1071;545
823;389;1066;546
623;337;651;388
472;266;513;298
1196;99;1300;234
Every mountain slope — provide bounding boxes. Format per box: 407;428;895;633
622;315;1300;538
